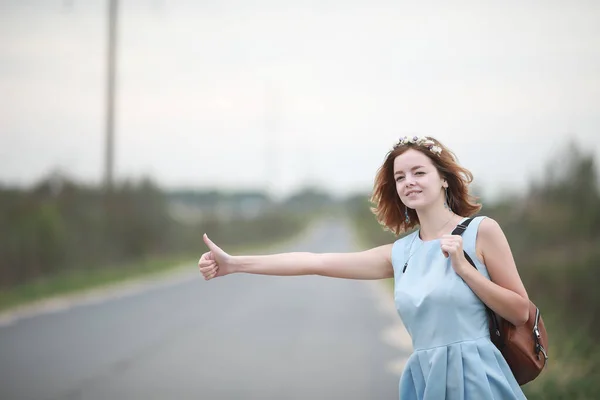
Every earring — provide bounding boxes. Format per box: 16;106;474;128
444;187;451;211
405;207;410;223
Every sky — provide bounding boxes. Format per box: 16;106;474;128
1;0;599;200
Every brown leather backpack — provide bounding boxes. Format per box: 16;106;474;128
453;218;549;385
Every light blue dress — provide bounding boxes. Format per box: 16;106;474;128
392;216;527;399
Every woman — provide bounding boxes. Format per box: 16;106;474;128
198;136;529;399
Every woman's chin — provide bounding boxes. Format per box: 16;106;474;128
404;199;422;209
405;199;432;211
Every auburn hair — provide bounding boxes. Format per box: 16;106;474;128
370;137;482;236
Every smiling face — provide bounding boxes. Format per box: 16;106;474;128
371;137;482;235
393;148;446;210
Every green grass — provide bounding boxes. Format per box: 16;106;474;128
0;253;196;313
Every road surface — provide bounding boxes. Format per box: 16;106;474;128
0;218;411;400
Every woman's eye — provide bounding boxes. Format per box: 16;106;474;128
396;177;404;182
416;171;425;175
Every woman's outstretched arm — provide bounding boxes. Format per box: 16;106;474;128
198;234;394;281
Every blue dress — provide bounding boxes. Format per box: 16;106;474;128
392;216;527;399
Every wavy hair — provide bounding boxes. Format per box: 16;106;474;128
370;137;482;235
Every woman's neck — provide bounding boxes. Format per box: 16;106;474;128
417;208;463;241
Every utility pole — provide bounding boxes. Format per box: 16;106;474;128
104;0;118;192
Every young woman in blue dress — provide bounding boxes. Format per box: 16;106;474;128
198;136;530;399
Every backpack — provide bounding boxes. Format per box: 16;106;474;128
453;218;549;385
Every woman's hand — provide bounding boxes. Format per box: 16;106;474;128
440;234;470;276
198;234;233;280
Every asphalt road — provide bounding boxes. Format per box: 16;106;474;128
0;218;410;400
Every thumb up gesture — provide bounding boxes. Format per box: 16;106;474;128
198;234;233;280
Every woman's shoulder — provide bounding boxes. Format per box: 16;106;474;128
467;215;503;236
466;216;510;259
474;216;507;242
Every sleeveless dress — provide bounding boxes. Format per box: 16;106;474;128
392;216;527;399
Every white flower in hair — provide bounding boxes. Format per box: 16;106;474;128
430;145;442;155
393;135;442;156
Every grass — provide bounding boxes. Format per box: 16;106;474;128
0;219;318;315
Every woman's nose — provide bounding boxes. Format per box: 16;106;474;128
404;175;416;186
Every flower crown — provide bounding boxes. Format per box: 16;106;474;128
393;135;442;156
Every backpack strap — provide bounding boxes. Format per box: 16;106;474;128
452;217;504;348
451;218;478;269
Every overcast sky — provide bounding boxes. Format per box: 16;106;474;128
1;0;599;200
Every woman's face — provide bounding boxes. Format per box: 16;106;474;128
393;148;445;210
